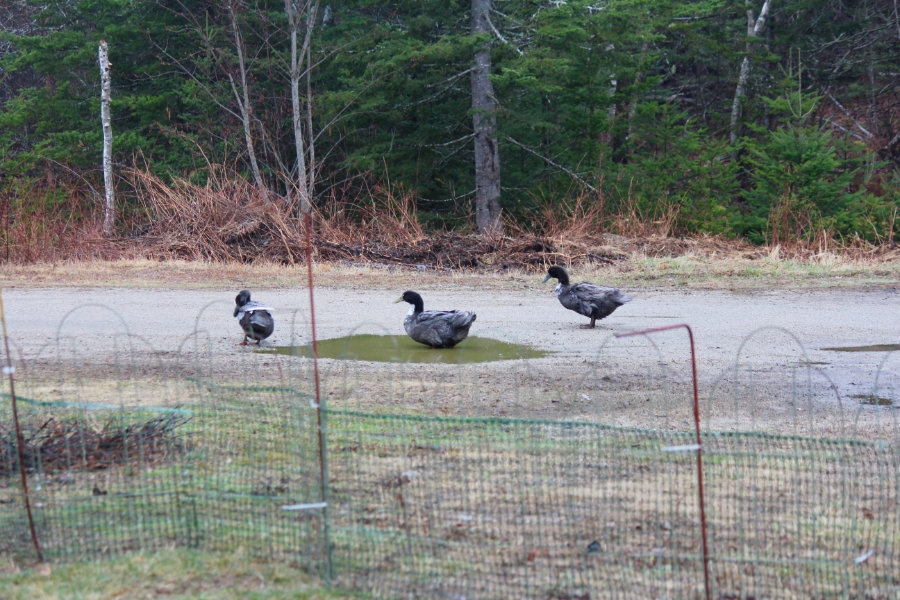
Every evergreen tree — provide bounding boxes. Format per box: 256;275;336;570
1;0;897;243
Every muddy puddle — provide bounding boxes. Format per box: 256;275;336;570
262;334;549;364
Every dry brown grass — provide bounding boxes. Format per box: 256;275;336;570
0;412;188;476
0;173;133;263
510;193;607;240
131;166;308;262
314;182;425;245
127;166;627;270
131;167;434;265
2;167;897;285
607;188;683;239
1;242;898;292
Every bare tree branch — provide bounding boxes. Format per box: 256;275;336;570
505;136;598;193
424;133;476;148
485;12;522;56
228;2;269;201
825;90;873;139
285;0;321;214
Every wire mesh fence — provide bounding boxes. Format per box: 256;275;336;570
702;432;897;597
1;302;899;598
0;396;194;559
325;411;707;599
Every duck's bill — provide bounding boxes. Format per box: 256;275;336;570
393;297;404;303
541;274;552;283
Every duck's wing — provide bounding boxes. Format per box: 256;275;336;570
408;310;476;347
246;309;274;328
240;309;275;339
568;282;631;318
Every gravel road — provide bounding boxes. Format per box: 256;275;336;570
2;284;898;434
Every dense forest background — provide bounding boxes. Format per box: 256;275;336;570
1;0;899;262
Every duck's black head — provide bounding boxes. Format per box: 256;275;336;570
395;290;424;312
234;289;252;316
542;266;570;285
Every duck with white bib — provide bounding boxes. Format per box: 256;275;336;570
542;266;632;328
233;289;275;345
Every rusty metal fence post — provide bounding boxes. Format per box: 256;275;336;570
616;324;710;600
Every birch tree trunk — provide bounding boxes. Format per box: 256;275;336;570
99;40;115;236
228;3;269;202
471;0;502;235
285;0;319;215
729;0;772;145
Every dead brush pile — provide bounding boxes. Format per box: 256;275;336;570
130;169;626;270
133;168;432;264
0;412;189;476
132;167;307;262
128;170;897;270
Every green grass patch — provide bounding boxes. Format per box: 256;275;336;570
0;547;356;599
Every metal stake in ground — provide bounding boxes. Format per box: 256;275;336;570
615;324;709;600
0;288;44;561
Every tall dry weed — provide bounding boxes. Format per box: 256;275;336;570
768;228;897;263
509;193;606;242
606;184;682;239
314;182;425;248
131;167;427;263
131;166;305;262
757;193;891;261
765;193;820;249
511;188;685;249
4;164;894;268
0;174;125;262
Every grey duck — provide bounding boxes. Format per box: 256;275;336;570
395;290;476;348
233;289;275;345
542;266;632;328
